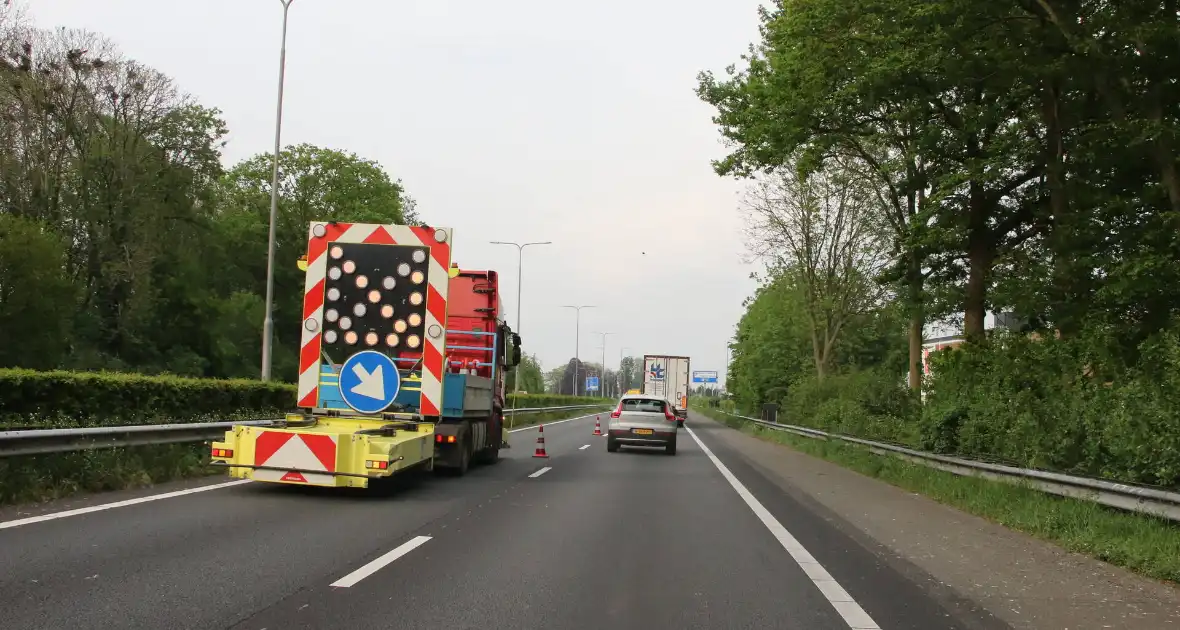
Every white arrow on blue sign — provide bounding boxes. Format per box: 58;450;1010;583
339;350;402;414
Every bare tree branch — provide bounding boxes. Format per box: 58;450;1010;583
741;159;889;378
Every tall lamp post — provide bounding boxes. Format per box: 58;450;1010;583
260;0;296;381
725;342;732;393
491;240;551;424
618;346;631;393
592;332;613;397
561;305;595;395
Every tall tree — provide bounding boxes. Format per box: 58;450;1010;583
742;161;887;378
216;144;414;381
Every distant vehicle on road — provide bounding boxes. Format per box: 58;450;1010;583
642;354;691;426
606;393;679;455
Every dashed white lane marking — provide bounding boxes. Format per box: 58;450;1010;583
684;426;881;630
330;535;432;588
528;467;552;478
0;480;252;530
506;412;603;433
579;444;591;450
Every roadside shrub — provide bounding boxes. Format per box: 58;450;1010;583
0;368;294;429
783;368;917;444
921;328;1180;487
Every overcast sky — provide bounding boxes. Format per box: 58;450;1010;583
26;0;765;382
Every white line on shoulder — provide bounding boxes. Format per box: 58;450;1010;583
0;480;252;530
684;426;881;630
507;412;599;433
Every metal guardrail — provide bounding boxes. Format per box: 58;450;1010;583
0;420;279;458
504;404;609;416
0;405;611;458
717;410;1180;523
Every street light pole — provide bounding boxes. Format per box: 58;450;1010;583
261;0;296;381
593;332;613;397
561;305;595;395
725;342;732;392
490;240;551;426
618;346;631;393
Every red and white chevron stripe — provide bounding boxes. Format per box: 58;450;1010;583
297;221;453;416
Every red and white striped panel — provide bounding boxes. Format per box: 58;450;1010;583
297;222;453;416
253;431;338;485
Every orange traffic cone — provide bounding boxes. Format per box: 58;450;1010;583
592;415;603;437
533;424;549;458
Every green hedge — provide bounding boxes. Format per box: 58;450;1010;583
0;369;294;429
0;368;611;429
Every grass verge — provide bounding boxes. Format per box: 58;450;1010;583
0;443;215;506
698;408;1180;585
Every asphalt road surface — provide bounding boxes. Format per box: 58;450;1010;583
0;411;1007;630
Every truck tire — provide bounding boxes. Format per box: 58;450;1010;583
476;443;500;465
454;436;472;476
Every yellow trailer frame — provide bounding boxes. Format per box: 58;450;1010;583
211;414;437;489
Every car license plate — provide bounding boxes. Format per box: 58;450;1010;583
633;428;654;435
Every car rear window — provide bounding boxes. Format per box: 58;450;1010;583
621;398;665;413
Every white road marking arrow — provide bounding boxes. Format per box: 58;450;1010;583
350;363;386;400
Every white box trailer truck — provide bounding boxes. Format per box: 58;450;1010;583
642;354;690;426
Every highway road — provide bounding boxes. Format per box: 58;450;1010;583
0;412;1009;630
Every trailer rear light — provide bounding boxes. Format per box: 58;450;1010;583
365;460;389;470
212;448;233;458
435;434;457;444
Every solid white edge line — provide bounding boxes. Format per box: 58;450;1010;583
684;426;882;630
528;466;552;478
506;411;601;433
0;411;602;530
0;479;253;530
330;535;432;588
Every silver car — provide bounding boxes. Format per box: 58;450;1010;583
606;394;679;455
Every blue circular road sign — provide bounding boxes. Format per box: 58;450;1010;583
338;350;402;414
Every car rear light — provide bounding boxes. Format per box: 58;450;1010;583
610;401;623;419
664;407;676;422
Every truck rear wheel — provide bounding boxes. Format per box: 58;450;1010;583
476;443;499;465
455;437;472;475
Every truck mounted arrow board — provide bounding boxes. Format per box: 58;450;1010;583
297;222;453;416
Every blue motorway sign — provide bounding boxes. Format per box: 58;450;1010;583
692;370;719;383
585;376;600;392
339;350;402;414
